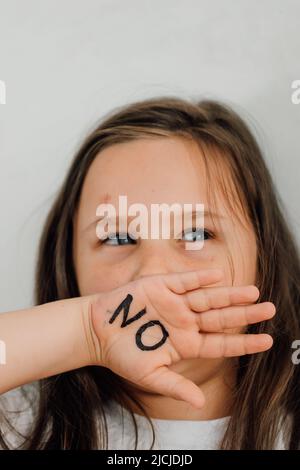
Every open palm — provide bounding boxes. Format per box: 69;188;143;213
91;269;275;408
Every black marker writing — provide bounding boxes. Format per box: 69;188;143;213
108;293;146;326
136;320;169;351
108;293;169;351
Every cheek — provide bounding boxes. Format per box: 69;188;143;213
222;241;257;286
75;253;133;296
193;249;234;287
232;256;257;286
186;245;230;275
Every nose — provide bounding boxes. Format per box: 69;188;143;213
131;240;174;281
130;239;224;286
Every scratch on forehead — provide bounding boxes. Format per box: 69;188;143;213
102;192;112;204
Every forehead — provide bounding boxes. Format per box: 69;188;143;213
74;137;247;235
76;137;232;219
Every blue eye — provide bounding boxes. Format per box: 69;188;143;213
181;227;213;242
101;233;137;246
99;228;213;246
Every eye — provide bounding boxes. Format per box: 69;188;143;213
101;232;137;246
180;227;214;243
98;228;214;246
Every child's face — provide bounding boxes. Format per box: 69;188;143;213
73;136;257;384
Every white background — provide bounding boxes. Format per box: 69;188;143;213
0;0;299;311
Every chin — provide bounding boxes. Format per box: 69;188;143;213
169;357;226;385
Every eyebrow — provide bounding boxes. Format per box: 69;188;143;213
82;209;226;233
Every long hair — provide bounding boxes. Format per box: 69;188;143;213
1;96;299;449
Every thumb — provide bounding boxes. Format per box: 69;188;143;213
145;366;206;409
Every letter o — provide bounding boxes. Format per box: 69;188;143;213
135;320;169;351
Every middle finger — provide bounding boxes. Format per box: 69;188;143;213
184;285;260;312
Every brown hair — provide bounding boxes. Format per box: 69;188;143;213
1;96;300;449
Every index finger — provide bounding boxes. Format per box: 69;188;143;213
164;268;224;294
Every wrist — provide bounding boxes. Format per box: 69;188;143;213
79;295;103;366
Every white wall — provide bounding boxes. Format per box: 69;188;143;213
0;0;299;311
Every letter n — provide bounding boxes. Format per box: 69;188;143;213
108;293;147;327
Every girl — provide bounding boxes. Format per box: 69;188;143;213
0;96;299;450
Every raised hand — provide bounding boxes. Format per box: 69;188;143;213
89;269;275;409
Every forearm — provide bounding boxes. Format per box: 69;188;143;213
0;296;101;394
